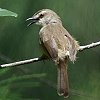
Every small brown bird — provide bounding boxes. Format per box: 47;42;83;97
26;9;79;98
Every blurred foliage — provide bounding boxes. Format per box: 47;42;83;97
0;0;100;100
0;8;17;17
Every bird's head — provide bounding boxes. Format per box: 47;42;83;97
26;9;61;26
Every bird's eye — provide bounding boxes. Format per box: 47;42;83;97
39;14;44;18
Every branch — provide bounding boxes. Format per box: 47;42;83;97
79;41;100;51
0;56;47;68
0;41;100;68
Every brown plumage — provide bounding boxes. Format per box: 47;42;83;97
27;9;79;97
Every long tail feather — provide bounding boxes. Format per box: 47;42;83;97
57;60;69;98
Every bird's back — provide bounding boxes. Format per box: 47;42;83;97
39;23;79;61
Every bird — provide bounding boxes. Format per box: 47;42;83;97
26;9;79;98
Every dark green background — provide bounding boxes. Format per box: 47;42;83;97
0;0;100;100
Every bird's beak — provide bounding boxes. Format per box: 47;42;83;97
26;17;39;26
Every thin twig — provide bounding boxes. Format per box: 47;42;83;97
0;41;100;68
79;41;100;51
0;56;47;68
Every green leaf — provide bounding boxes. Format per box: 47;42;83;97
0;8;18;17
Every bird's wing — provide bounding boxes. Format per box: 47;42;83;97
39;29;58;61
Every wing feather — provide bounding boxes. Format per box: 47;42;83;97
39;27;58;60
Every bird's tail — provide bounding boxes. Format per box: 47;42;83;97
57;59;69;98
